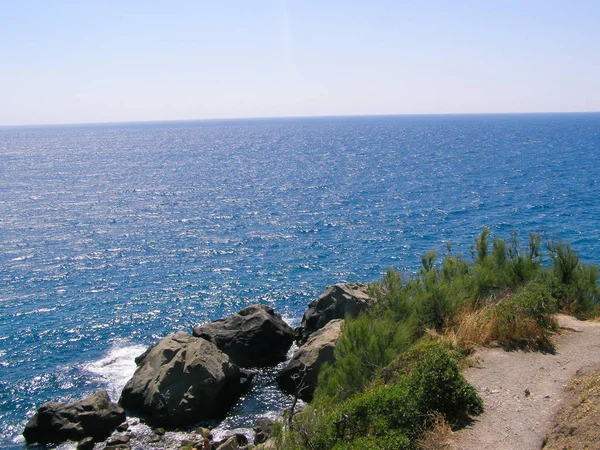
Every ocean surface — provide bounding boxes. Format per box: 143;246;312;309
1;114;599;448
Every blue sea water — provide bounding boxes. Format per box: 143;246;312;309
0;113;599;448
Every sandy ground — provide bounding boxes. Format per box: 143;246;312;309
449;315;600;450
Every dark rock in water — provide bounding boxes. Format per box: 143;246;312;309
277;319;344;401
106;434;131;445
104;444;131;450
297;283;372;342
23;389;125;445
76;437;95;450
253;417;276;444
119;332;253;428
116;421;129;432
193;304;294;367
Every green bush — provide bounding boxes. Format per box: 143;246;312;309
408;346;483;419
315;314;413;402
331;431;413;449
492;282;557;350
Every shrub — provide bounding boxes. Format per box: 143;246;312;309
491;283;557;350
331;431;413;449
408;345;483;419
315;314;413;402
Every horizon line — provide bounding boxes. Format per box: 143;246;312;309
2;110;599;129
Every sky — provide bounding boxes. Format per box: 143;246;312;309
0;0;599;125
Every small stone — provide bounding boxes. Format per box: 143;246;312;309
155;427;166;436
195;427;212;439
524;388;530;397
117;422;129;432
105;445;131;450
76;437;95;450
106;435;131;445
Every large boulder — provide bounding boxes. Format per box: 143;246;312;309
119;332;253;428
277;319;344;402
297;283;372;342
23;390;125;445
192;304;294;367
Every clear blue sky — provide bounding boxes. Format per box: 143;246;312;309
1;0;599;125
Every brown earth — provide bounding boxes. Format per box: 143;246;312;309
448;315;600;450
542;363;600;450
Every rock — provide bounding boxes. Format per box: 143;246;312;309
119;332;253;428
23;390;125;445
297;283;372;342
104;445;131;450
76;437;95;450
255;438;277;449
195;426;213;439
106;434;131;445
193;304;294;367
215;435;239;450
253;417;276;444
155;427;166;436
277;319;344;401
116;421;128;432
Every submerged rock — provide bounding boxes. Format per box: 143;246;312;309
23;389;125;445
193;304;294;367
277;319;344;401
297;283;372;342
119;332;253;428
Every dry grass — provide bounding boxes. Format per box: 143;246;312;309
444;305;556;352
543;366;600;449
417;412;454;450
445;307;496;350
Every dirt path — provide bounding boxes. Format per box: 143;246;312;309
450;315;600;450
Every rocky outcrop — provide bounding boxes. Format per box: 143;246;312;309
253;417;276;444
119;332;253;428
277;319;344;401
297;283;372;342
193;304;295;367
23;390;125;445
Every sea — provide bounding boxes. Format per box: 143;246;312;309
1;113;599;448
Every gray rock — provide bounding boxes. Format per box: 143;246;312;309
253;417;276;444
23;390;125;445
119;332;253;427
254;438;277;449
106;434;131;445
297;283;372;342
104;444;131;450
215;435;239;450
277;319;344;401
193;304;294;367
76;437;95;450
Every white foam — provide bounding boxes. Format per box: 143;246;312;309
82;341;147;401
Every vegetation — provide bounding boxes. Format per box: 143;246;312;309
274;229;599;449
